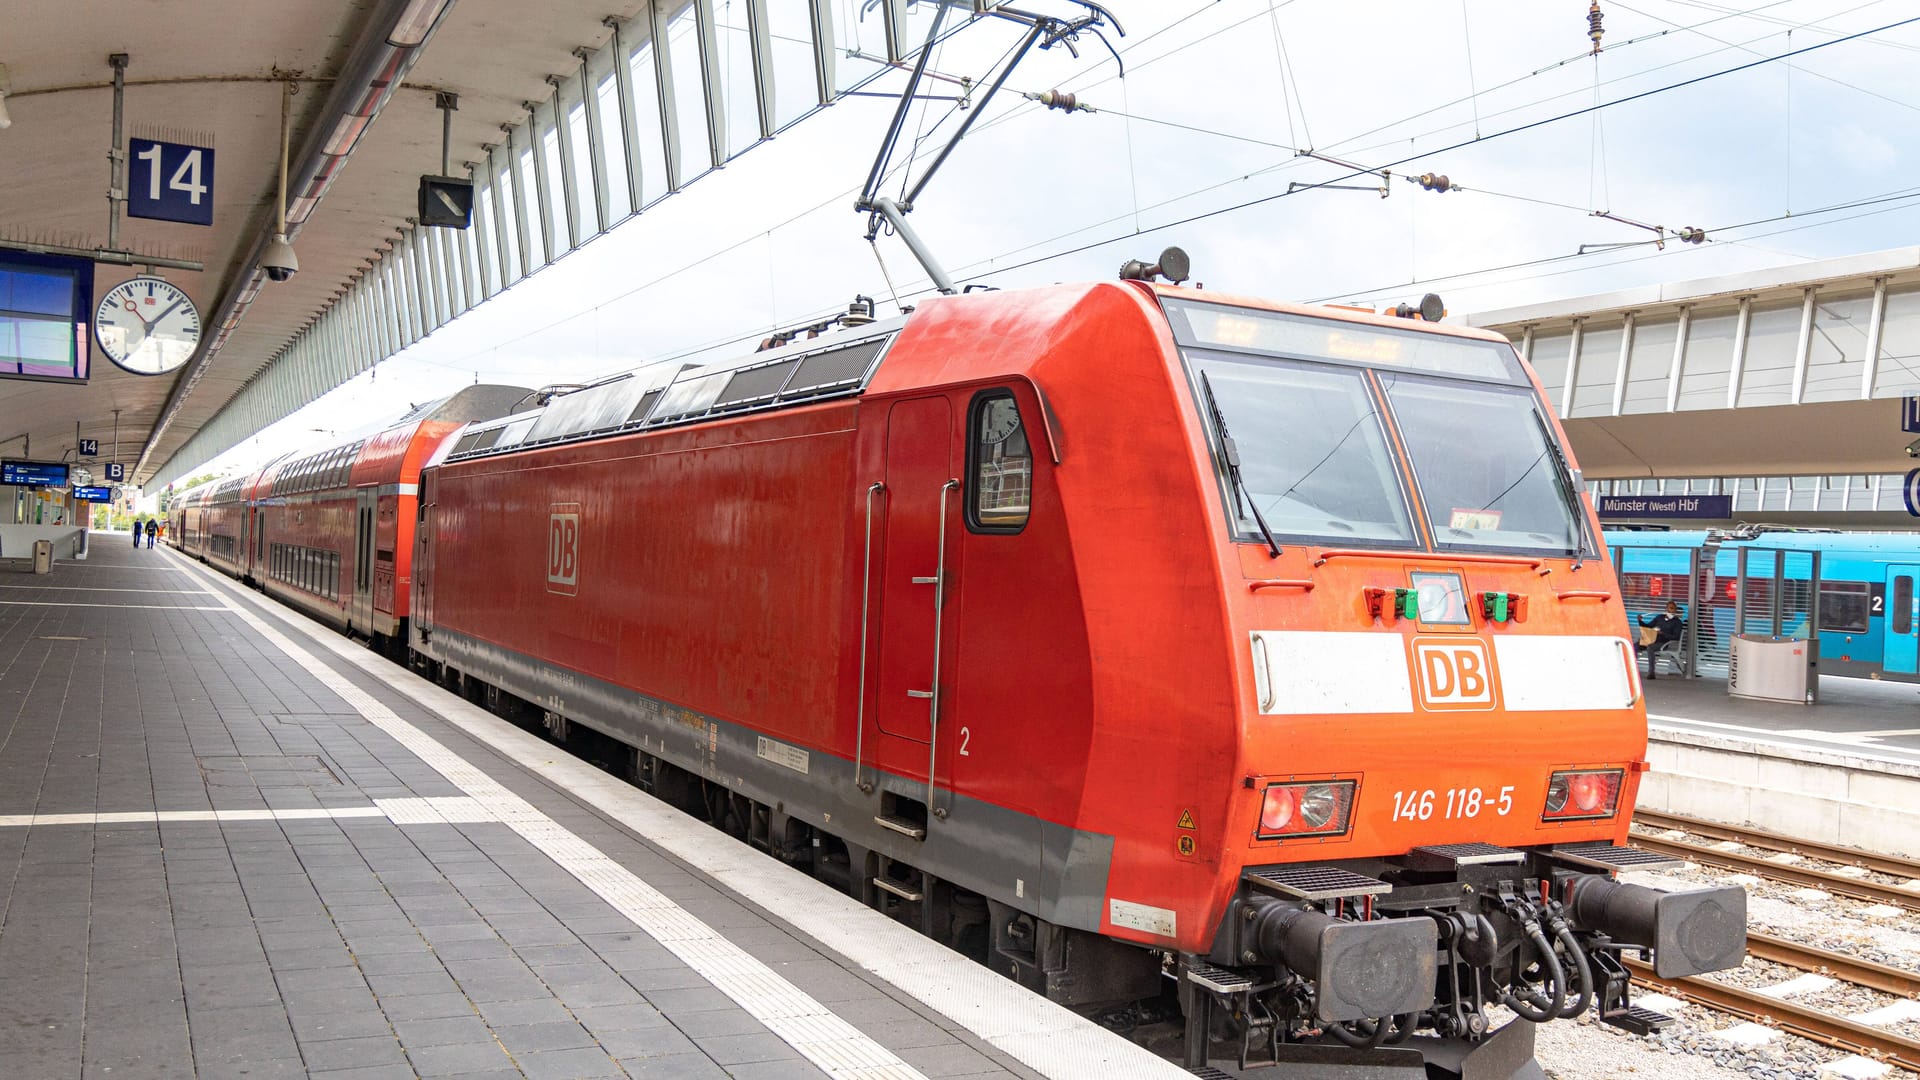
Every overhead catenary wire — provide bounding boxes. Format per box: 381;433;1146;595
922;11;1920;294
406;5;1920;399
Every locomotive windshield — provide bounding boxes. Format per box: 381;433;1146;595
1165;299;1589;556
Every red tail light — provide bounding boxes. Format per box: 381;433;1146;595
1541;769;1623;821
1257;780;1356;840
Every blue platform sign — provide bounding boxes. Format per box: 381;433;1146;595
78;438;97;457
128;138;215;226
1596;494;1733;520
1904;397;1920;434
105;462;127;483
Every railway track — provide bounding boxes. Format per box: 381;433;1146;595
1627;815;1920;913
1620;811;1920;1072
1634;809;1920;881
1627;956;1920;1073
1746;931;1920;998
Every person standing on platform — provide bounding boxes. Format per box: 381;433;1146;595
145;518;157;549
133;518;143;547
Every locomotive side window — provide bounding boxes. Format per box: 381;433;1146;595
968;391;1031;533
1895;576;1914;636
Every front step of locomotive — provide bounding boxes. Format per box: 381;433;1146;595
1181;841;1747;1077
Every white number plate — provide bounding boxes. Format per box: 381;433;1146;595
1390;786;1515;822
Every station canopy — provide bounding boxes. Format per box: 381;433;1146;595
1;0;939;488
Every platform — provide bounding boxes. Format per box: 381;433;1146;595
0;539;1175;1079
1637;675;1920;859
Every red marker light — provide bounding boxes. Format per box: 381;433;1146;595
1541;769;1623;821
1261;787;1297;833
1256;781;1356;840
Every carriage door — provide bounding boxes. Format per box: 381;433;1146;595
875;398;956;744
1885;567;1920;676
352;488;376;633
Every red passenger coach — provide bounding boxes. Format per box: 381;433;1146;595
411;282;1746;1073
246;386;527;647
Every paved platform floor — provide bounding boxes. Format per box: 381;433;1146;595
0;541;1126;1080
1644;670;1920;768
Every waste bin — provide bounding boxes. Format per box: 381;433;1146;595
32;539;52;575
1728;634;1817;704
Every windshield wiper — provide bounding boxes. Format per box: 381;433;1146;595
1200;372;1281;557
1530;408;1591;569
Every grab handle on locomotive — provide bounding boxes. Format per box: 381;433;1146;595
927;479;961;820
854;480;886;794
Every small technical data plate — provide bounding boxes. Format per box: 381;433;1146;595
1244;865;1391;901
1406;842;1526;869
1185;962;1257;994
1553;843;1685;873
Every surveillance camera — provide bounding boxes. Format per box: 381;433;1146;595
262;234;299;282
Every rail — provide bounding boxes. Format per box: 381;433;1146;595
1625;831;1920;912
1745;930;1920;998
1634;809;1920;881
1626;957;1920;1072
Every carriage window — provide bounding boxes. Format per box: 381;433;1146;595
968;392;1031;533
1895;577;1913;636
1818;581;1870;634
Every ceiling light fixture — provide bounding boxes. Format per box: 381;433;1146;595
386;0;452;48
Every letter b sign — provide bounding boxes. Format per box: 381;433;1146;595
547;506;580;595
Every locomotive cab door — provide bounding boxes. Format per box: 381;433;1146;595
874;398;958;746
352;487;377;634
1885;566;1920;676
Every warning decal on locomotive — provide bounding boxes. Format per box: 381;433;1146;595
1411;637;1497;711
547;504;580;596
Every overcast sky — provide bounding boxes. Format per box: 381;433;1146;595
179;0;1920;487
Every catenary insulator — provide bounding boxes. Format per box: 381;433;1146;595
1589;1;1605;54
1417;173;1452;193
1677;226;1707;244
1036;89;1088;113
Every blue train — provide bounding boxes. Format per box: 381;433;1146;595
1604;529;1920;683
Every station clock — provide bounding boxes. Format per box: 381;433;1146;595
95;276;201;375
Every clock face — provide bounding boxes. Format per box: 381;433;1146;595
95;276;201;376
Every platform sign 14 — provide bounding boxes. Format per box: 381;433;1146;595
128;138;215;226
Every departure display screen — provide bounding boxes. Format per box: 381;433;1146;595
71;485;113;502
2;459;71;487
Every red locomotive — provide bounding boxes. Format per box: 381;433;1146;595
175;279;1744;1077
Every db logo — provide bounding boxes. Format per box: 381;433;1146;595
547;504;580;595
1411;638;1497;711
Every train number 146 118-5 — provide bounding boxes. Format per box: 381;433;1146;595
1391;786;1514;822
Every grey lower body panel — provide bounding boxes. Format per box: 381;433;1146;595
416;624;1115;934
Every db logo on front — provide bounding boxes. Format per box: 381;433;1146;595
547;504;580;595
1411;638;1497;711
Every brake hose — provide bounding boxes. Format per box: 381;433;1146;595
1552;922;1596;1019
1497;917;1567;1023
1323;1015;1391;1049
